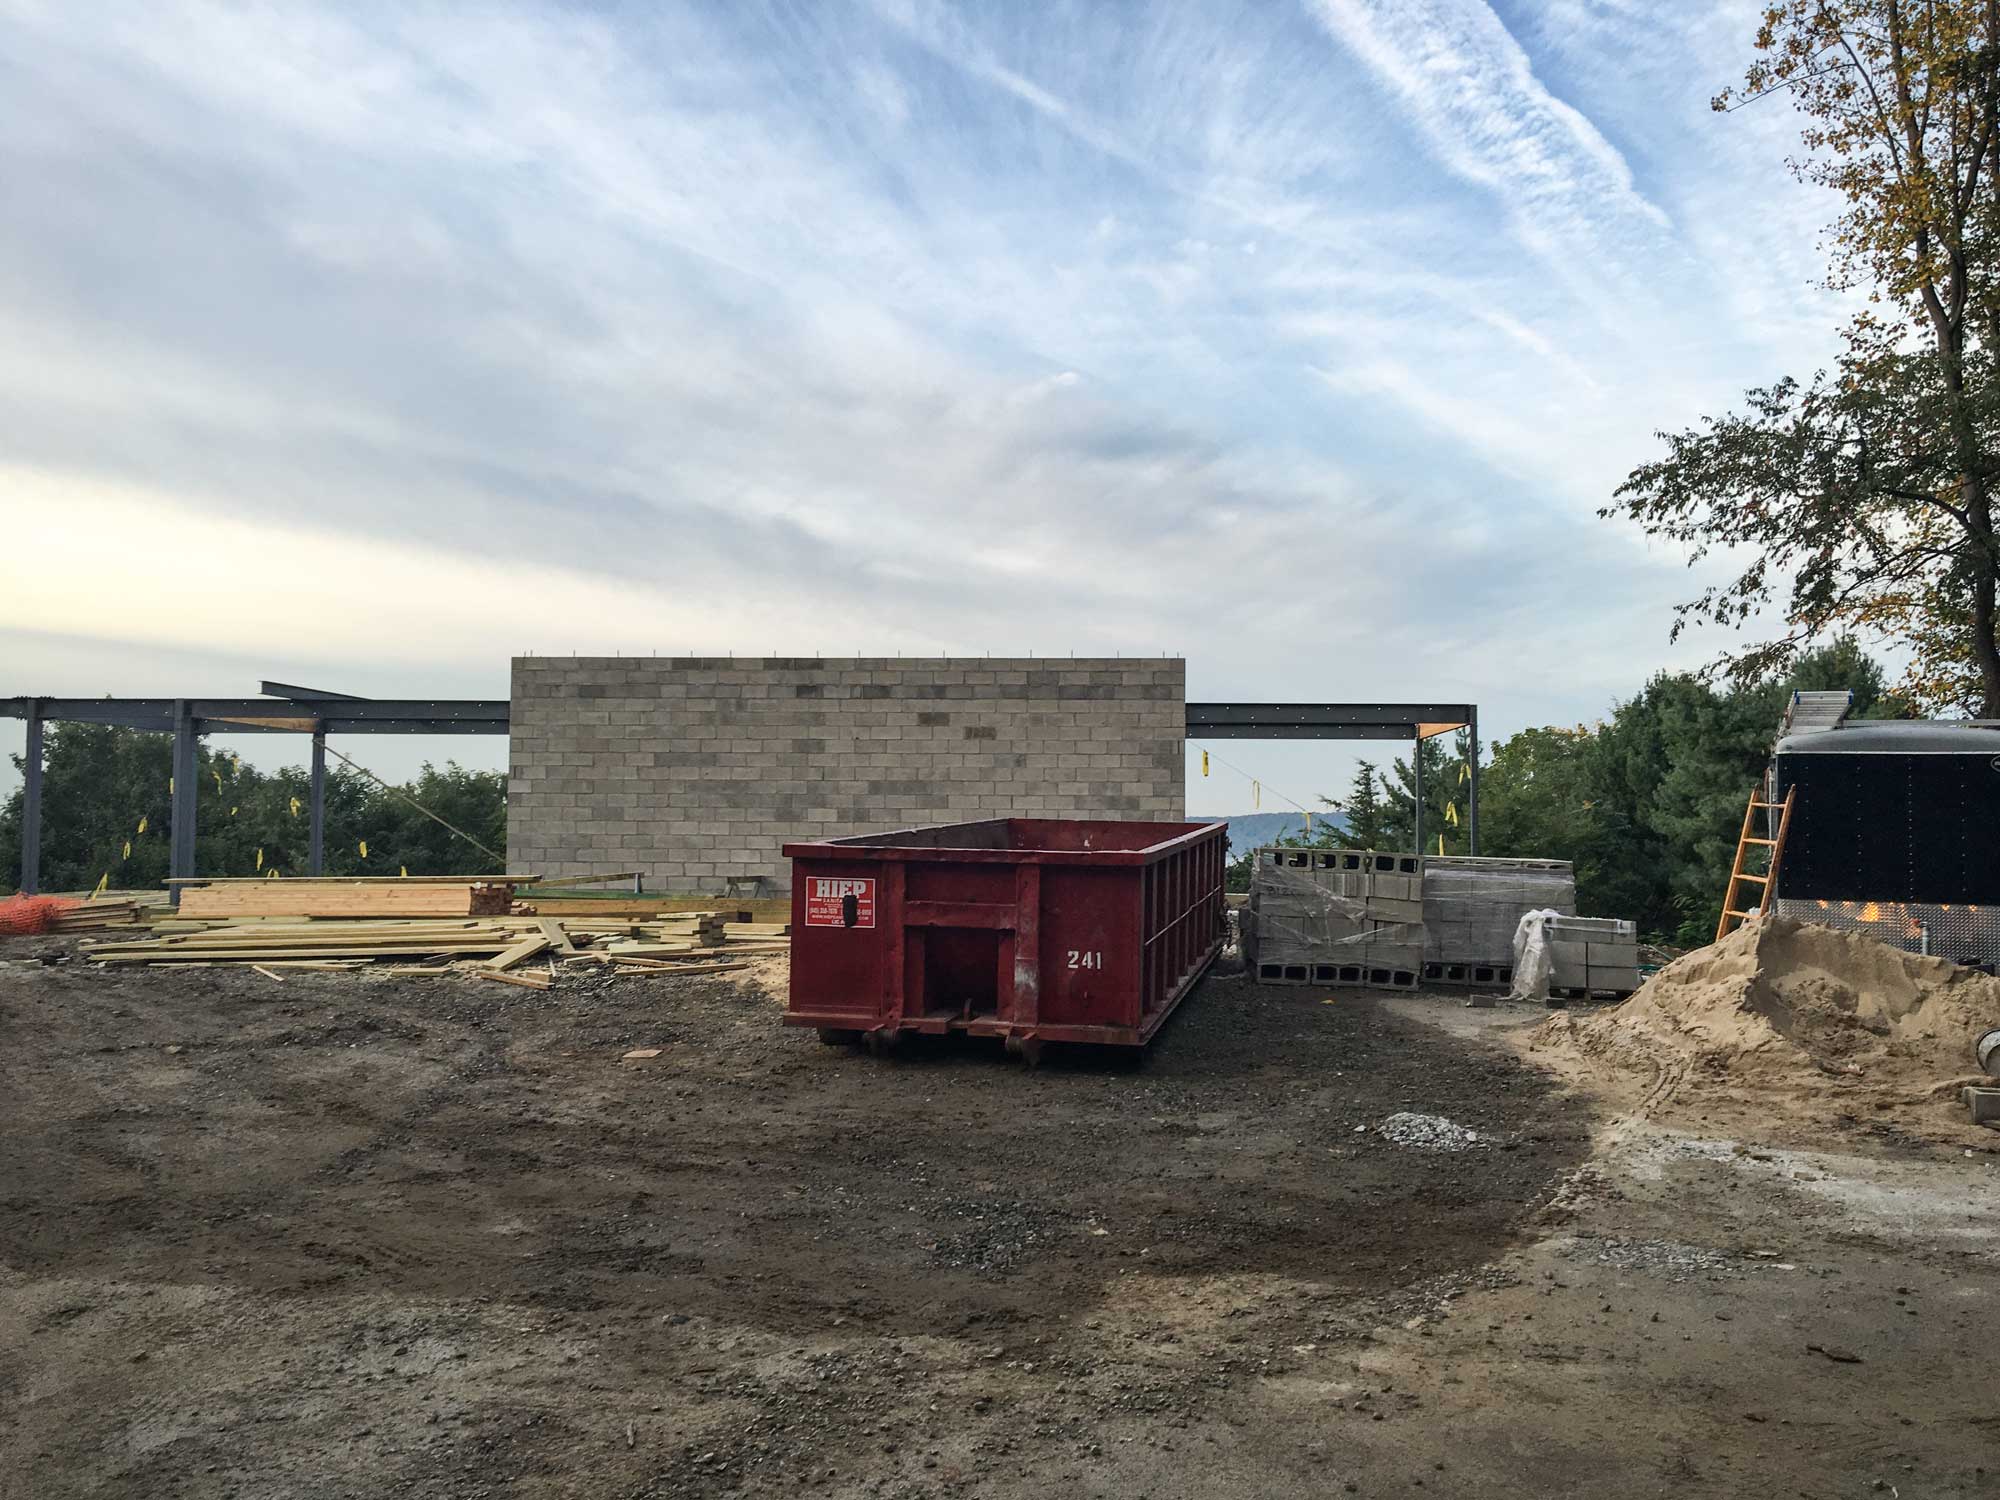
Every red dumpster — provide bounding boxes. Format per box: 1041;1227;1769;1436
782;818;1227;1063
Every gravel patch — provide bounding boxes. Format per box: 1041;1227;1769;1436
1379;1111;1482;1151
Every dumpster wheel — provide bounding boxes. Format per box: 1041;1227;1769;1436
816;1028;862;1047
863;1029;900;1057
1004;1034;1044;1068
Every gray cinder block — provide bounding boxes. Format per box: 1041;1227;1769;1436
507;657;1187;891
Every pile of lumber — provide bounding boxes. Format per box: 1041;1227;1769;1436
79;908;790;989
48;900;151;934
173;877;518;919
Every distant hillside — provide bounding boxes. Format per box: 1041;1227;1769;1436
1215;811;1346;856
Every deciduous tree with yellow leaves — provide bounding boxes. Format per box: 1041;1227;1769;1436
1611;0;2000;714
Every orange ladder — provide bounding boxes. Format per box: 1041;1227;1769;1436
1716;785;1796;942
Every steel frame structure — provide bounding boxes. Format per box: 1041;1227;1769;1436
2;684;507;898
4;689;1478;894
1183;702;1479;856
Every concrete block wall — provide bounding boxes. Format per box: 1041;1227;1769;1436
508;657;1186;891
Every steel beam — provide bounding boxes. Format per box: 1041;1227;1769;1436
1186;703;1474;740
1413;731;1424;857
0;698;508;734
309;731;326;876
168;701;198;903
1468;706;1481;855
20;700;42;896
260;681;364;701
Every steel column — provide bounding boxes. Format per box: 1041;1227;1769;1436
168;701;198;905
1412;732;1424;857
21;701;43;896
309;731;326;876
1467;707;1481;855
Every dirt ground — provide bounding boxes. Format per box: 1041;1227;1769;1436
2;944;1996;1499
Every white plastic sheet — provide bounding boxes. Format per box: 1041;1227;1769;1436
1507;909;1566;1003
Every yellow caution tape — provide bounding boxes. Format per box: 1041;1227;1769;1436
359;839;369;859
267;868;280;879
1445;802;1459;827
255;847;263;871
121;840;131;860
136;815;147;835
92;873;109;898
1201;750;1209;777
168;777;173;796
213;769;222;792
230;806;238;817
1437;834;1446;855
289;796;301;819
400;865;408;878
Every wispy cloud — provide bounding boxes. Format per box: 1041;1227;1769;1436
0;0;1853;806
1306;0;1678;323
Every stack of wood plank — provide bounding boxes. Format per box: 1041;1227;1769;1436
655;911;727;946
75;906;791;990
173;878;517;919
48;900;151;933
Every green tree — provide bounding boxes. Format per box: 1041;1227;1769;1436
1646;641;1905;938
1476;725;1598;864
2;725;505;893
1362;732;1474;856
1327;762;1391;851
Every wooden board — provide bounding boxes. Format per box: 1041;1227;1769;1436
612;958;752;976
169;875;538;885
176;883;508;919
90;942;518;963
516;897;786;920
485;933;553;972
478;968;551;991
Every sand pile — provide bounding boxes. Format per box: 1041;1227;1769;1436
1533;917;2000;1134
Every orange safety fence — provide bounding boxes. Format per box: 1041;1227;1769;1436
0;894;80;935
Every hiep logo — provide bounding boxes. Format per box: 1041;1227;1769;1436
804;875;877;929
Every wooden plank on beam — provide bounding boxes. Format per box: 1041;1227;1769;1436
478;968;551;991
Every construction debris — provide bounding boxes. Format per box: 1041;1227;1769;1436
25;878;791;986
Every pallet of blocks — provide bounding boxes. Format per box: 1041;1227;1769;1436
1242;848;1424;990
1542;915;1639;1000
1421;856;1576;991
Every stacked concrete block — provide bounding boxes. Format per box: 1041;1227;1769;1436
1422;855;1577;988
507;657;1185;893
1245;849;1424;989
1546;916;1640;996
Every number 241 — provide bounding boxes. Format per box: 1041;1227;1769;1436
1066;950;1103;970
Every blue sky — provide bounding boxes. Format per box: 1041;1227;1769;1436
0;0;1841;818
